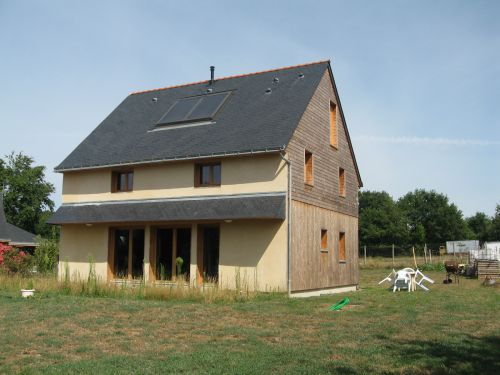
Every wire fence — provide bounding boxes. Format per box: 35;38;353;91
357;243;468;268
358;244;442;258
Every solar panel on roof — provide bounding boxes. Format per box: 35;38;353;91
187;92;230;121
157;96;201;125
156;91;230;127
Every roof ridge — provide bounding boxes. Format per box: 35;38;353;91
130;59;330;95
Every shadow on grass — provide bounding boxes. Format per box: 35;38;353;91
393;334;500;375
326;335;499;374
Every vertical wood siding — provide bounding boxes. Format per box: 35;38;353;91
287;69;360;292
291;200;359;291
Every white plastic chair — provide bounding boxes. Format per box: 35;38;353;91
414;269;434;291
378;269;396;285
393;269;412;292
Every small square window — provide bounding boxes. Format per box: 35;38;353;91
112;171;133;192
321;229;328;251
195;163;221;187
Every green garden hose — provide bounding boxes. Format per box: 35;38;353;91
328;297;350;311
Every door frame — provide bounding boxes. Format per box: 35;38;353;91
149;225;192;282
107;226;145;280
196;224;220;286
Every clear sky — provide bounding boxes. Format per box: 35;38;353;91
1;0;499;216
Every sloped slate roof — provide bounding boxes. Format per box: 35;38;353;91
47;194;286;224
55;61;330;171
0;195;37;245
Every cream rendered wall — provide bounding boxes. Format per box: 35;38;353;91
58;224;108;281
59;154;289;289
62;154;287;203
218;219;288;292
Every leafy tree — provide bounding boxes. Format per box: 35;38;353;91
397;189;472;245
488;205;500;240
359;190;408;246
0;152;55;235
466;212;492;242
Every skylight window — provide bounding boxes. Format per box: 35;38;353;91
156;91;230;127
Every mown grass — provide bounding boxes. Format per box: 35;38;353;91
0;270;498;374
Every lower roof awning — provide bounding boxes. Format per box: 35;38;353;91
47;193;286;224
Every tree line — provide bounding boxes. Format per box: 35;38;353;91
359;190;500;248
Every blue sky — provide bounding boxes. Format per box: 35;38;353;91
1;0;499;216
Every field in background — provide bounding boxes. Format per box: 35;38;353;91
0;269;498;374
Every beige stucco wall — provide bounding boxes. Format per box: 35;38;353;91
218;220;288;292
62;154;287;203
59;220;287;291
58;219;288;291
58;224;109;282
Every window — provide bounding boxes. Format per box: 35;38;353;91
321;229;328;251
154;228;191;281
339;167;346;197
110;228;144;280
304;150;313;185
330;101;337;148
195;163;221;187
339;232;346;262
112;171;133;192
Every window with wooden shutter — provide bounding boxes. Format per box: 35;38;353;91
304;150;313;185
321;229;328;251
339;232;346;262
330;102;337;148
339;167;345;197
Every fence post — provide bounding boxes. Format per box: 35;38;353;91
392;244;395;268
424;243;428;264
429;246;432;263
364;245;367;265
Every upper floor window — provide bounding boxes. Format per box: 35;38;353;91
330;101;338;148
304;150;313;185
112;171;133;192
195;163;221;187
339;167;346;197
321;229;328;252
339;232;346;262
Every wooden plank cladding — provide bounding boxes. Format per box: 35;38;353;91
477;259;499;279
286;70;359;218
291;200;359;292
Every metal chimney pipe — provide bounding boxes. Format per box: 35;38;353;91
210;66;215;86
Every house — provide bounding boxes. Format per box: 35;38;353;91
48;60;362;296
0;194;38;249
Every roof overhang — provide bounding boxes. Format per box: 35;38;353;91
0;238;37;247
10;241;37;247
47;193;286;224
54;147;284;173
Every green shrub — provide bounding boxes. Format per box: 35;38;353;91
33;236;59;274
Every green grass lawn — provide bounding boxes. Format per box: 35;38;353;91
0;270;498;374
